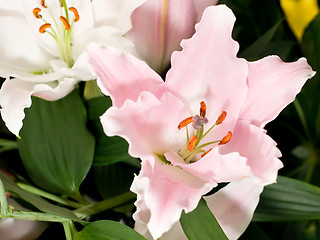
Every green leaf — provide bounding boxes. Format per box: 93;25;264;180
86;96;136;166
94;163;137;199
239;223;271;240
17;91;95;195
253;176;320;222
74;220;147;240
240;20;283;59
180;198;228;240
0;171;80;221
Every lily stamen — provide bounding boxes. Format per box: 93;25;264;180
41;0;47;8
219;131;232;145
188;136;198;151
178;101;232;163
39;23;51;33
60;16;71;30
69;7;80;22
33;8;42;18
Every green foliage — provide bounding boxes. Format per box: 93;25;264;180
180;198;228;240
74;220;147;240
17;91;95;196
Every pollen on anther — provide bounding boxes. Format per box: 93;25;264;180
69;7;80;22
201;148;212;158
41;0;47;8
200;101;206;117
39;23;51;33
219;131;232;145
33;8;42;18
60;16;71;30
216;111;227;125
178;116;194;130
188;136;198;151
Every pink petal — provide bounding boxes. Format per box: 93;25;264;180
164;149;251;184
220;120;283;185
240;56;315;127
87;44;163;108
131;157;213;239
129;0;196;73
204;178;264;240
165;5;248;136
129;0;217;73
100;91;189;160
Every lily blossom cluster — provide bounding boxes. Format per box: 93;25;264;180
88;5;315;240
0;0;143;137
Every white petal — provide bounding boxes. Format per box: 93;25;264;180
72;26;135;60
0;16;51;77
0;78;76;136
92;0;145;34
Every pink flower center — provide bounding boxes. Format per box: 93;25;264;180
177;101;232;164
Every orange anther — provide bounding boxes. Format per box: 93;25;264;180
60;16;71;30
178;116;194;130
216;111;227;125
188;136;198;151
219;131;232;145
33;7;42;18
5;192;12;198
201;148;212;158
69;7;80;22
41;0;47;8
39;23;51;33
200;101;206;117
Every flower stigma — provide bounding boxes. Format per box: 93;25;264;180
176;101;232;164
32;0;80;67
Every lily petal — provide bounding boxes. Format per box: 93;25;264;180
240;56;315;128
131;158;212;239
100;91;188;160
0;78;76;137
0;16;51;77
204;178;264;240
87;44;163;108
92;0;145;34
129;0;217;73
165;150;251;184
220;120;283;185
165;5;248;131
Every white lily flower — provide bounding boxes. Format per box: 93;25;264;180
0;0;144;136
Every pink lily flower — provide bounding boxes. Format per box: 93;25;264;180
87;5;315;240
127;0;218;73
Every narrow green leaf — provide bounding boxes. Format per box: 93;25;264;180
86;96;136;166
253;176;320;222
240;19;283;59
74;220;147;240
0;171;80;221
180;198;228;240
17;91;95;195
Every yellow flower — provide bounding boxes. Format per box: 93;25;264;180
280;0;319;41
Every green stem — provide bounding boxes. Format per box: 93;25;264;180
62;221;74;240
0;210;68;222
69;192;90;205
0;176;9;215
294;99;312;141
17;183;85;208
83;80;103;100
74;192;136;218
0;139;17;148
